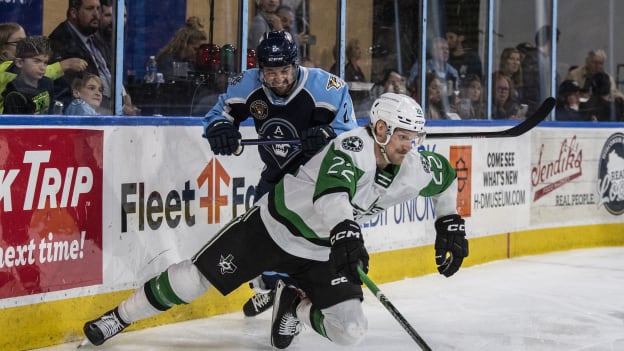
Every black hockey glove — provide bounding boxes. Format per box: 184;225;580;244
434;214;469;277
329;219;369;285
205;120;242;155
300;124;337;157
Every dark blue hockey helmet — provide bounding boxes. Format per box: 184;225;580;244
256;30;298;68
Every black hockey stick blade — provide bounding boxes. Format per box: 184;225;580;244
427;97;555;139
357;267;433;351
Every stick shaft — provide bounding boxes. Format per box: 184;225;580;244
357;267;433;351
240;97;556;146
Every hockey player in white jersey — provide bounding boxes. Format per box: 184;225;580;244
82;93;469;349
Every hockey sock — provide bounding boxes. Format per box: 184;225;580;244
297;298;328;339
309;306;328;338
146;271;187;309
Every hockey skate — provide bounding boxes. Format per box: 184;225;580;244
82;307;129;346
243;274;277;316
243;289;275;317
270;280;301;349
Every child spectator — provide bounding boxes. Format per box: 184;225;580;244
0;22;87;113
2;36;55;115
65;73;103;115
456;74;485;119
556;80;591;121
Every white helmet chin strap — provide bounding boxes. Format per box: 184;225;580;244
372;126;393;164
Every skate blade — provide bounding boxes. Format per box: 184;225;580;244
77;338;91;349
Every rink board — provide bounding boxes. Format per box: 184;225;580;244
0;119;622;350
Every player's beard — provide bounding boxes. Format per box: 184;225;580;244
264;77;296;95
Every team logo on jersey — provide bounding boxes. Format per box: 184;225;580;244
218;254;237;274
342;136;363;152
326;75;345;91
420;153;431;173
250;100;269;120
258;118;302;165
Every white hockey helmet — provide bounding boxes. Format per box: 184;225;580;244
369;93;426;145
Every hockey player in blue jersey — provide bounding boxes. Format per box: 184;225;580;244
202;30;358;316
203;30;357;199
82;93;469;349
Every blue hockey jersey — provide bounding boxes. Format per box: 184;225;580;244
202;67;358;185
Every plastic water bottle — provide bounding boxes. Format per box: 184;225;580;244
144;55;157;83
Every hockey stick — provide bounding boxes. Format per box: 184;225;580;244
240;97;555;146
426;96;555;139
357;266;433;351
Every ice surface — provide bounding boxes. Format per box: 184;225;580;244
31;247;624;351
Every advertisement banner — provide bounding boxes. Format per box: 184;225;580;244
0;129;103;299
530;128;624;225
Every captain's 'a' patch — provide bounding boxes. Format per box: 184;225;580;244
342;136;363;152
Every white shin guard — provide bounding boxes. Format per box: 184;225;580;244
118;286;161;323
118;260;212;323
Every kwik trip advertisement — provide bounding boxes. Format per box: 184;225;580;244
0;129;103;299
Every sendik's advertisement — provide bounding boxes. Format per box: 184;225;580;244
0;129;103;299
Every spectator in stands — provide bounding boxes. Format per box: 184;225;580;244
155;17;207;81
343;39;366;82
580;72;624;122
408;37;460;118
2;36;56;115
0;22;26;63
330;39;369;111
49;0;114;113
277;4;309;56
515;42;535;62
248;0;282;49
65;73;103;115
370;44;389;86
92;0;138;115
408;37;460;95
330;39;367;82
423;72;446;119
371;68;406;100
446;25;482;80
0;22;87;114
492;74;521;119
494;47;524;101
566;49;623;100
93;0;113;63
556;79;591;121
455;74;485;119
521;25;560;116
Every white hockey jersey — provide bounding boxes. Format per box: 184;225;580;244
257;127;459;261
